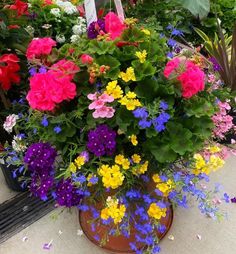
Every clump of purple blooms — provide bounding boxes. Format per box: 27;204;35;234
24;142;57;200
87;124;116;157
87;19;106;39
133;101;170;132
55;179;82;207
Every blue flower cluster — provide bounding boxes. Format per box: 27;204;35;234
133;101;170;133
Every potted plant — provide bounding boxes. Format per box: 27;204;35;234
4;2;235;253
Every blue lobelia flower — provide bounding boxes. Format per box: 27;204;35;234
139;119;152;129
133;107;149;119
41;116;49;127
159;101;169;110
167;38;177;47
171;28;184;37
54;126;62;134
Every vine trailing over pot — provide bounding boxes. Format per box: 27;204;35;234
1;0;236;253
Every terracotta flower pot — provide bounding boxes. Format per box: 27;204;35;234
79;204;173;253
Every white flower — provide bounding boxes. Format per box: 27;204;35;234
70;34;81;43
42;24;52;29
56;34;66;44
12;135;27;152
3;114;19;133
25;25;35;36
55;1;78;15
77;17;86;25
50;8;61;17
72;24;86;35
64;5;77;15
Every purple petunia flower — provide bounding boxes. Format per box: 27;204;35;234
56;179;83;207
87;19;106;39
87;124;116;157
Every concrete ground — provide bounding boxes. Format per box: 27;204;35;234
0;156;236;254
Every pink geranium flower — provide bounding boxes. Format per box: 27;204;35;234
105;12;125;40
26;71;76;111
26;38;57;60
51;59;80;80
80;54;94;65
164;58;205;98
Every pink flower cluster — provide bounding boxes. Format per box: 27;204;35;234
164;58;205;99
26;38;56;60
27;60;79;111
105;12;125;40
88;93;115;118
212;101;234;139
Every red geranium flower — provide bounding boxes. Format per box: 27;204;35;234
9;0;28;17
0;54;20;91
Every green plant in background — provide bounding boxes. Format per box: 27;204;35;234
125;0;236;45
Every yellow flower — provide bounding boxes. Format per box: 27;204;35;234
152;174;161;183
138;161;149;174
129;134;138;146
115;154;125;165
68;162;77;173
126;91;137;99
135;50;147;63
147;203;167;220
194;154;206;170
119;67;136;82
100;198;126;224
132;154;141;164
122;158;130;170
142;29;151;36
209;155;225;171
74;156;85;169
101;207;110;220
105;80;123;99
209;146;221;154
98;164;124;189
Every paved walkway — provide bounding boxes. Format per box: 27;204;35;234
0;156;236;254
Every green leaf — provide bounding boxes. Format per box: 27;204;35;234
88;40;116;55
166;122;193;155
116;108;134;132
177;0;210;19
144;140;178;163
135;78;159;102
132;60;156;81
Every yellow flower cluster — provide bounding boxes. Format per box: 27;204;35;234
105;80;123;99
135;50;147;63
115;154;130;170
152;174;175;197
119;91;141;110
98;164;124;189
119;67;136;82
147;203;167;220
134;161;149;175
192;153;225;175
101;197;126;224
68;155;86;173
129;134;138;146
